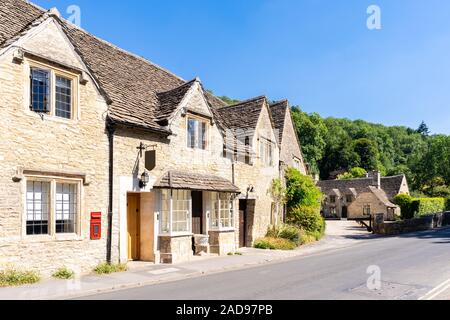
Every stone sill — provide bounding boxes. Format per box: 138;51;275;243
19;234;85;243
159;233;193;238
209;228;235;233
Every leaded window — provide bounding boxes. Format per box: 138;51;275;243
30;68;50;113
55;183;77;234
187;118;207;150
363;204;371;216
55;76;72;119
26;181;50;235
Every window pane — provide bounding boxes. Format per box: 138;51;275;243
30;69;50;113
160;190;170;233
26;181;50;235
55;76;72;119
55;183;77;234
199;122;207;150
187;119;196;148
170;189;191;233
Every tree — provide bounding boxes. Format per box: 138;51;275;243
352;138;380;171
268;179;287;226
337;167;368;180
291;107;327;175
285;168;323;210
417;121;430;136
218;96;241;106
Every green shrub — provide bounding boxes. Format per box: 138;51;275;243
94;262;127;275
266;224;302;245
394;194;446;219
393;194;414;220
285;168;323;209
0;269;40;287
446;198;450;211
52;267;75;280
414;198;446;217
254;237;297;250
288;205;325;235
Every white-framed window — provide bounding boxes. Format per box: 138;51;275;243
210;192;234;230
25;178;81;236
28;61;78;120
330;195;336;204
26;181;50;235
259;137;274;167
293;158;301;170
187;117;208;150
363;204;371;216
160;189;192;234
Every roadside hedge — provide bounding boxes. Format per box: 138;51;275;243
394;194;446;219
414;198;446;217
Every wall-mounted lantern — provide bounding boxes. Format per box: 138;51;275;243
139;171;150;189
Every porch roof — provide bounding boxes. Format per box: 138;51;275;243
154;171;241;193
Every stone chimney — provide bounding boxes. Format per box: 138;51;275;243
367;170;381;189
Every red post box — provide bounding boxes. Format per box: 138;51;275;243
90;212;102;240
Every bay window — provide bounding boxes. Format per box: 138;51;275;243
160;189;192;234
210;193;234;229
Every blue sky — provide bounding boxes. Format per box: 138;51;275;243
33;0;450;134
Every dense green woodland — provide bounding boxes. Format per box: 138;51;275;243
290;107;450;196
216;94;450;196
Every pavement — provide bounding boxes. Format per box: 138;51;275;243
1;221;449;300
0;221;373;300
84;226;450;300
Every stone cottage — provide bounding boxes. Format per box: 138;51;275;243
270;100;307;175
0;0;307;274
317;171;410;221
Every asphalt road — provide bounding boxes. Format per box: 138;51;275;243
81;228;450;300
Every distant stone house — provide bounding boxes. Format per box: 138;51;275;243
0;0;307;274
317;171;410;221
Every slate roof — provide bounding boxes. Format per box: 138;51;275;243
368;186;397;207
269;100;288;144
154;171;240;193
0;0;212;134
156;79;198;122
0;0;279;145
216;96;267;133
317;175;406;200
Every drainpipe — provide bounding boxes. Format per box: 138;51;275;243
106;120;116;264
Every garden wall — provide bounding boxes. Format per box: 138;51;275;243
374;211;450;236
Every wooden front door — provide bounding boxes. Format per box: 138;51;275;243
342;206;348;219
127;193;140;261
192;191;203;235
239;200;247;248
